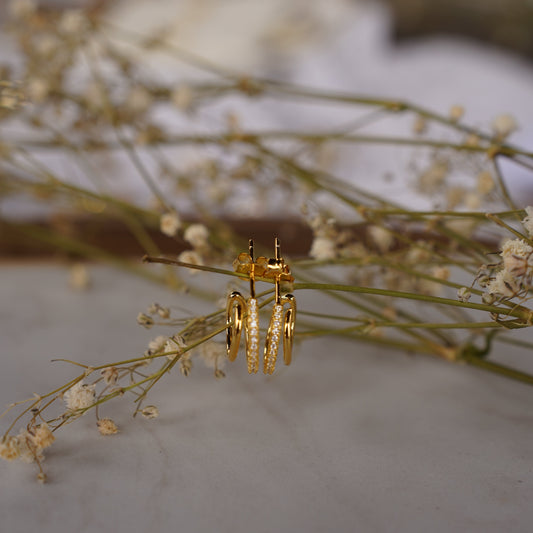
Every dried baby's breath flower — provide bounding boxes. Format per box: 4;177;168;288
521;207;533;239
340;242;366;259
17;429;42;463
405;243;432;264
9;0;37;19
141;405;159;419
137;313;154;329
171;84;193;111
58;9;87;35
501;239;533;275
160;211;181;237
200;341;226;370
178;250;204;273
487;270;519;298
501;239;532;259
124;86;152;115
157;307;170;319
418;278;443;297
310;236;337;260
363;322;383;337
464;192;481;210
432;266;450;281
368;225;394;253
147;335;167;355
449;105;464;122
31;423;55;449
381;306;397;321
491;114;518;139
97;418;118;435
101;366;119;385
68;263;91;291
418;161;448;193
482;291;496;304
0;91;18;110
64;381;96;411
26;78;50;104
0;82;24;110
369;326;383;338
136;124;166;145
457;287;471;302
476;171;495;195
180;353;193;376
34;34;59;57
445;218;476;237
84;82;108;112
465;134;480;147
0;436;20;461
184;224;209;248
477;274;490;289
446;186;466;209
164;335;187;361
146;302;162;314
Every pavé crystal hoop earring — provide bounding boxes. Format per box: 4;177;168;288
226;240;263;373
263;238;296;375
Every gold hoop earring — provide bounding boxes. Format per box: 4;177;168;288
227;239;264;373
244;239;260;373
226;291;246;363
263;238;296;375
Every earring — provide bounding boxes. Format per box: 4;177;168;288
263;238;296;375
226;239;264;373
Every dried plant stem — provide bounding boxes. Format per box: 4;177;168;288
16;131;532;159
486;213;533;245
144;257;533;321
293;282;532;321
461;356;533;386
91;26;533;164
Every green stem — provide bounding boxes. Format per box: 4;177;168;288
462;355;533;387
293;282;532;321
294;268;448;345
486;213;532;245
360;208;525;219
493;156;519;212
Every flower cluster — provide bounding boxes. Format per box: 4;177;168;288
0;422;55;482
472;208;533;303
479;239;533;301
63;381;96;411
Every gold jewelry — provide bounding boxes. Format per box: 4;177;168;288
226;239;263;373
263;238;296;375
227;238;296;375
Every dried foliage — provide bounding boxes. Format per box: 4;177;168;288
2;1;533;482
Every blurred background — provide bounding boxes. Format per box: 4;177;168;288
0;0;532;258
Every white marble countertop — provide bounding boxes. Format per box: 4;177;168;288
1;264;532;533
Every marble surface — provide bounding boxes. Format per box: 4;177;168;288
1;264;532;533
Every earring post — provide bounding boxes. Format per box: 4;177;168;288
274;237;281;303
275;237;281;260
249;239;256;298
